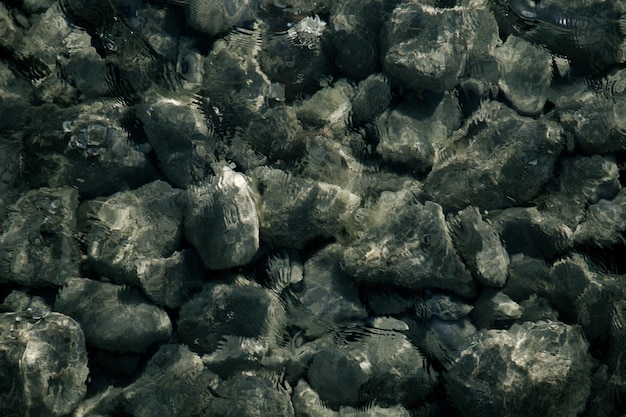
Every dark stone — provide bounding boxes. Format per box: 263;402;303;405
0;186;80;287
445;320;593;417
0;311;88;417
55;277;172;353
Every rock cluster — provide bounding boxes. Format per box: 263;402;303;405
1;0;626;416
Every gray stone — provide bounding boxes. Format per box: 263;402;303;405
83;180;202;308
328;0;382;80
177;276;285;354
376;93;461;173
445;321;593;417
123;344;216;417
382;4;499;93
425;101;563;211
572;188;626;248
137;95;215;188
471;289;523;329
307;329;437;409
185;0;258;36
0;186;80;287
252;166;360;249
287;244;367;337
0;311;88;417
350;73;391;126
55;278;172;352
494;36;553;116
448;206;509;287
493;207;573;258
185;165;259;270
204;372;294;417
342;200;475;297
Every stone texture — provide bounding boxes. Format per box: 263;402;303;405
55;278;172;353
0;186;80;287
0;311;88;417
445;321;593;417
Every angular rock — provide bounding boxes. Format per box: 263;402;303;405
539;154;620;229
307;329;437;409
177;276;285;354
285;244;368;337
493;35;553;116
184;0;257;36
493;207;573;258
185;165;259;270
328;0;382;80
342;200;475;297
251;166;361;249
350;73;391;126
445;321;593;417
572;188;626;248
55;278;172;352
448;206;509;288
83;180;202;308
424;101;563;211
296;79;355;131
137;95;215;188
471;289;523;329
0;186;80;287
123;344;216;417
382;4;499;93
376;92;461;173
0;311;88;417
292;380;412;417
205;371;294;417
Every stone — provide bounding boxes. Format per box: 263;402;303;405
0;186;80;287
0;311;88;417
184;165;259;270
55;277;172;353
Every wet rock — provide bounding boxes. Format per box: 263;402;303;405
448;206;509;288
296;79;355;131
82;180;202;308
138;94;215;188
493;207;573;258
502;255;552;303
0;137;27;226
0;311;88;417
415;292;474;322
471;289;523;329
342;199;475;297
184;0;258;36
382;3;499;93
425;101;563;211
350;73;391;127
177;276;285;354
494;35;552;116
0;186;80;287
548;254;625;345
572;187;626;248
376;92;461;173
251;166;361;249
292;379;412;417
259;13;328;99
122;344;216;417
328;0;382;80
307;329;437;409
539;154;620;229
554;71;626;153
23;101;158;199
55;277;172;352
445;320;593;417
285;244;368;337
185;165;259;270
493;0;626;73
205;371;294;417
